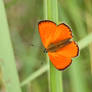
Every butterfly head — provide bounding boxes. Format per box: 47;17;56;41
43;48;48;53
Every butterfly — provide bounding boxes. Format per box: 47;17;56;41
38;20;79;70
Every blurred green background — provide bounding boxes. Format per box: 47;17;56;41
0;0;92;92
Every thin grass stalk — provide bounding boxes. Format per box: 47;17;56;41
43;0;50;91
45;0;63;92
65;0;90;92
0;0;22;92
21;64;49;87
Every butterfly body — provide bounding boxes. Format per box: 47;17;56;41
38;20;79;70
46;38;71;52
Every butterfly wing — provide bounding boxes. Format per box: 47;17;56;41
48;52;72;70
53;23;72;43
38;20;56;48
48;41;79;70
38;20;72;48
56;41;79;58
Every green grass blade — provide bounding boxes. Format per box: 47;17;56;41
21;64;49;87
78;33;92;49
46;0;63;92
0;0;22;92
64;0;91;92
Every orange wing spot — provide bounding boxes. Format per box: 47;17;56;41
56;41;79;58
48;52;72;70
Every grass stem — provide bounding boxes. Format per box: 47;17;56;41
0;0;22;92
46;0;63;92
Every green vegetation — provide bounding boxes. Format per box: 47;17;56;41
0;0;22;92
0;0;92;92
45;0;63;92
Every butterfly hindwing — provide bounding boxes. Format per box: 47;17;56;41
48;52;72;70
56;41;79;58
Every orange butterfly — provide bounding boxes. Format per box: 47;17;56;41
38;20;79;70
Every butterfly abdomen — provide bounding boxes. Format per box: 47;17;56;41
46;38;71;52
